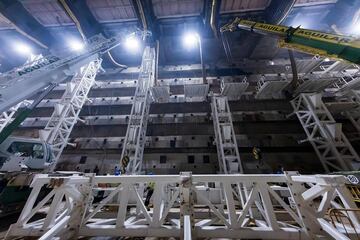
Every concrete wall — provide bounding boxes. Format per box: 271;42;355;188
57;150;322;175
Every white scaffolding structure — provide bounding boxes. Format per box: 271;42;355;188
6;172;360;240
294;60;352;94
291;93;360;172
0;101;29;133
211;96;243;173
345;90;360;138
39;59;102;170
332;63;360;94
120;47;155;174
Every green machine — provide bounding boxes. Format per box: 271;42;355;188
221;18;360;64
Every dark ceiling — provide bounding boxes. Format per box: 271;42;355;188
0;0;359;71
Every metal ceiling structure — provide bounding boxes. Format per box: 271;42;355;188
0;0;346;71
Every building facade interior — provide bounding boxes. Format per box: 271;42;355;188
0;0;360;239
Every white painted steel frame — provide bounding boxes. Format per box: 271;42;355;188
343;90;360;141
120;47;155;174
291;93;360;172
0;35;121;113
0;101;29;133
332;63;360;93
5;172;360;239
40;59;102;171
211;96;243;174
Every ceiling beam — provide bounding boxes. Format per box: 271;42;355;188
133;0;159;42
0;0;57;49
58;0;104;39
203;0;222;38
265;0;296;25
57;0;127;68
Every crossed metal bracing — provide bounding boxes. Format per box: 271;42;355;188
294;60;357;95
120;47;155;174
5;172;360;240
39;59;102;170
291;93;360;172
295;57;324;76
343;90;360;140
0;101;30;133
293;59;360;142
211;96;243;174
333;65;360;95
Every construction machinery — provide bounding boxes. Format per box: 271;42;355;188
0;34;124;213
0;34;121;171
220;18;360;64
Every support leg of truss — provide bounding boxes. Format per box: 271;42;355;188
39;59;102;171
291;93;360;172
211;96;243;173
120;47;155;174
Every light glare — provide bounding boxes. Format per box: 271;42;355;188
125;35;140;52
14;42;32;55
69;39;84;51
352;21;360;35
183;32;199;49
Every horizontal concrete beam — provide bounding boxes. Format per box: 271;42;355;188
15;120;355;137
63;146;315;154
24;100;292;118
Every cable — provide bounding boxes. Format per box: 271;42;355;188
107;51;128;69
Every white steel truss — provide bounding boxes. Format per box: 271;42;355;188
342;90;360;141
5;172;360;240
295;60;355;94
331;63;360;94
39;59;102;171
0;101;30;133
211;96;243;173
291;93;360;172
120;47;155;174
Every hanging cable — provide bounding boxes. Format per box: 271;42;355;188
107;52;128;69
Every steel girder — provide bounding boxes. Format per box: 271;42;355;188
5;172;360;239
39;59;102;170
291;93;360;172
120;47;155;174
211;96;243;173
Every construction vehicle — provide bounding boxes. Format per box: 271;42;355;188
220;18;360;64
0;34;121;170
0;34;124;213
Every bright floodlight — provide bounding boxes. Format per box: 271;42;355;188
352;21;360;35
69;39;84;51
183;32;199;49
125;35;140;52
14;42;32;55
